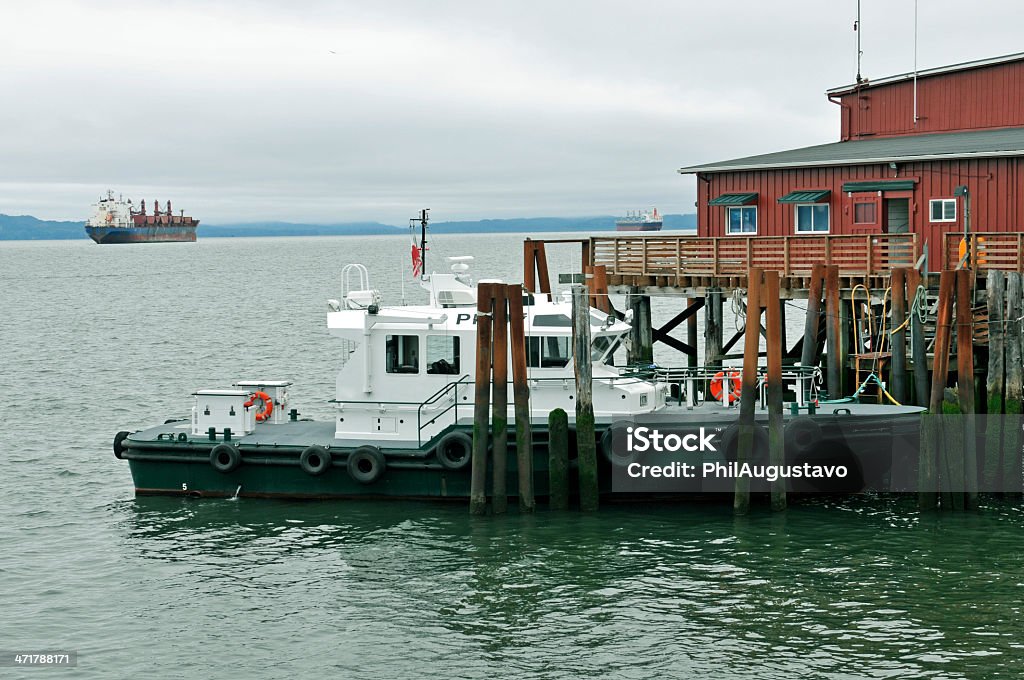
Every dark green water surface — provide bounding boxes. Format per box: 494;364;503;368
2;236;1022;678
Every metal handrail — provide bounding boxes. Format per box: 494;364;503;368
416;375;473;446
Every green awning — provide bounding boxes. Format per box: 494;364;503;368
777;189;831;204
841;180;916;192
708;192;758;206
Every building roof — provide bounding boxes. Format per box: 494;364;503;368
678;126;1024;174
827;52;1024;96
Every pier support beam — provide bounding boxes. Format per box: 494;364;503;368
491;285;509;515
508;283;535;511
984;270;1005;490
764;271;786;512
890;268;908;404
956;269;977;510
627;287;654;365
687;298;699;368
907;268;930;407
1003;273;1023;495
735;268;764;516
573;285;599;511
471;283;495;515
800;264;826;370
824;265;843;398
705;289;724;369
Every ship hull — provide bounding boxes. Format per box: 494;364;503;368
86;225;197;244
120;407;923;500
616;223;663;232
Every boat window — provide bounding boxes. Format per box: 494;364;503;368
526;336;571;368
385;335;419;374
532;314;572;327
426;335;460;375
591;335;614;361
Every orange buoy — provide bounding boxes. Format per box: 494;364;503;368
710;370;742;404
244;391;274;422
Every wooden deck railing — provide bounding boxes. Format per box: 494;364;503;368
942;233;1024;272
591;233;919;279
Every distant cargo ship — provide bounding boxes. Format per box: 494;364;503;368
615;208;662;232
85;191;198;244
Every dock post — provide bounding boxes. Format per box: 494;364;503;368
471;283;494;515
523;240;536;293
907;268;930;407
925;271;956;510
735;268;764;515
573;285;599;511
984;270;1005;490
687;298;699;368
705;288;724;369
548;408;569;510
824;265;843;398
765;270;786;511
1004;273;1023;495
956;269;978;509
491;285;509;515
628;287;654;365
890;268;908;403
507;284;535;511
800;264;826;370
593;265;611;314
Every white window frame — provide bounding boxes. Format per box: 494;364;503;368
929;198;957;223
794;203;830;234
725;206;757;234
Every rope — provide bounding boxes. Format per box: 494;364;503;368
820;372;903;406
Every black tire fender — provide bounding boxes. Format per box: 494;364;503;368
784;416;822;455
113;431;131;460
210;443;242;473
434;431;473;470
720;422;770;463
347;446;386;484
299;445;332;476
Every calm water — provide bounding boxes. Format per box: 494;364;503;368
2;235;1023;679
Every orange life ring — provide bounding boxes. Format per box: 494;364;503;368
244;391;274;421
710;370;742;404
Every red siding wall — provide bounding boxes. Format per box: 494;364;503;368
837;60;1024;140
698;158;1024;262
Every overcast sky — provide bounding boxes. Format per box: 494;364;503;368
1;1;1020;224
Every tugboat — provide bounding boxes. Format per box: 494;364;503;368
85;191;198;243
113;211;924;500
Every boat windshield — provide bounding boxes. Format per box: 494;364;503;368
591;335;618;363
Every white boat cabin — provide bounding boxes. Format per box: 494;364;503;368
326;260;665;447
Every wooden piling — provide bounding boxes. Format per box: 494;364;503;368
801;264;826;369
735;268;764;515
523;241;536;293
705;288;724;369
765;270;786;512
507;284;535;511
535;241;552;296
824;265;843;398
984;270;1005;490
1004;272;1023;495
955;269;977;509
890;268;908;403
906;268;930;407
572;286;599;511
628;287;654;364
470;283;494;515
593;265;610;314
929;271;956;510
687;298;699;368
548;408;569;510
491;286;509;515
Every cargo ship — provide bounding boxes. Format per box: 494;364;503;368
615;208;662;232
85;191;198;244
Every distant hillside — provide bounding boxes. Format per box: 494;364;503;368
0;212;698;240
0;214;86;240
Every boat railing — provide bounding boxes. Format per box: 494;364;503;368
623;364;823;409
416;375;474;446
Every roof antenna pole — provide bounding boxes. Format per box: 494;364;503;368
854;0;863;85
420;208;429;275
913;0;919;125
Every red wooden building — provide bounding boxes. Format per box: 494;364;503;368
679;52;1024;272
